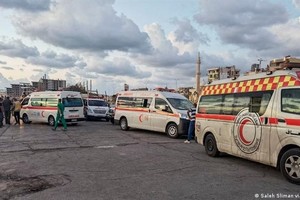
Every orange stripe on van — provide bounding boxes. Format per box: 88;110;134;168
116;107;149;112
116;107;180;117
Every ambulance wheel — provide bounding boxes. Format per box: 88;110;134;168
48;115;55;126
120;117;129;131
280;148;300;184
204;134;220;157
22;114;30;124
166;123;178;138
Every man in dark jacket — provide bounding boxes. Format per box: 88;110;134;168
2;96;12;125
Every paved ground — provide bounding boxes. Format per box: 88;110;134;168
0;121;299;200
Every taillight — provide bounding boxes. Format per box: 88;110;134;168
296;71;300;79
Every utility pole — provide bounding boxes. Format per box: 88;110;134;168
258;58;265;69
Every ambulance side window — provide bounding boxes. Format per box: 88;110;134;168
232;94;250;115
281;89;300;115
142;98;152;108
21;98;30;106
46;98;58;107
198;95;222;114
155;98;171;112
134;98;152;108
222;94;234;115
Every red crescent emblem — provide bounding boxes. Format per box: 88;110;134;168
41;111;45;117
139;114;143;122
239;119;252;145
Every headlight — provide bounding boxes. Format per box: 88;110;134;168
88;108;92;113
179;113;188;119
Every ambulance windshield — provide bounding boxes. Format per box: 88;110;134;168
167;98;194;110
88;100;108;107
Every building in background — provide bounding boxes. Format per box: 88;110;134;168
124;84;129;91
6;83;33;98
0;89;6;97
35;75;66;91
269;56;300;71
207;65;240;83
6;75;66;98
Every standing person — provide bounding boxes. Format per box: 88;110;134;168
52;99;67;131
2;96;12;125
184;103;197;144
0;98;3;128
13;98;21;125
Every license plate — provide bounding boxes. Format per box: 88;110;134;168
71;119;77;122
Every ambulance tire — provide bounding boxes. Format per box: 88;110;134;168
204;134;220;157
48;115;55;126
280;148;300;185
22;114;30;124
166;123;179;138
120;117;129;131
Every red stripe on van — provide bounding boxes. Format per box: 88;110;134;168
196;113;235;121
285;119;300;126
22;106;57;110
268;118;278;125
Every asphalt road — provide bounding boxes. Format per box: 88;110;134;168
0;121;299;200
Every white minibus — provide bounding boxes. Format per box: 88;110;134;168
114;91;194;138
195;69;300;184
83;97;110;121
20;91;85;125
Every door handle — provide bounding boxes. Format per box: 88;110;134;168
278;118;286;123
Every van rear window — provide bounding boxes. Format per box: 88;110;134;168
281;89;300;115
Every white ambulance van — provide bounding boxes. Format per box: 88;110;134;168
195;69;300;184
20;91;85;125
83;97;110;121
114;90;194;138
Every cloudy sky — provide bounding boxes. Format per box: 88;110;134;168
0;0;300;94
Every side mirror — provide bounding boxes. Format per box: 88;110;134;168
162;105;172;113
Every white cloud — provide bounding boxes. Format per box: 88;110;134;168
194;0;289;50
13;0;151;53
293;0;300;9
1;66;13;70
0;38;39;58
135;23;194;67
26;50;86;69
87;57;151;78
168;18;208;55
0;0;51;11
